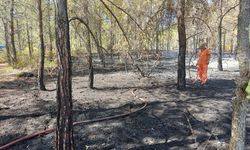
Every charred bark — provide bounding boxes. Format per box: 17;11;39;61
26;21;32;59
223;32;226;52
55;0;74;149
10;0;17;64
16;19;22;51
218;20;223;71
229;0;250;149
37;0;46;91
2;19;11;64
84;2;94;89
230;35;234;54
177;0;186;90
47;0;53;61
108;17;115;62
97;17;105;67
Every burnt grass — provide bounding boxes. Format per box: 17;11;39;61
0;55;250;150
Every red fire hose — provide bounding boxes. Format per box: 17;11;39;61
0;89;147;150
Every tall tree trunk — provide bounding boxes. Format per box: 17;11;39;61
38;0;46;91
16;19;22;51
97;16;105;67
196;35;199;53
159;24;164;51
156;27;160;54
2;19;11;64
206;38;209;47
229;0;250;149
218;22;223;71
109;17;115;62
10;0;17;64
217;0;223;71
55;0;74;149
87;31;94;89
25;6;33;60
84;1;94;89
30;26;34;54
230;34;234;54
193;35;196;54
166;30;171;51
47;0;53;61
166;39;170;51
177;0;186;90
26;21;32;59
223;32;226;52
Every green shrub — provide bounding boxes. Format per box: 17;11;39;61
0;51;7;63
13;47;39;69
14;47;57;69
45;58;57;68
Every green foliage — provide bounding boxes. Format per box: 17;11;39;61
13;47;39;69
13;47;57;70
246;80;250;99
0;51;7;63
71;49;86;58
46;49;57;61
44;57;57;68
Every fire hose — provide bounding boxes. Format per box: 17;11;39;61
0;89;147;150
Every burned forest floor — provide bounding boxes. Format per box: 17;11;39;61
0;52;250;150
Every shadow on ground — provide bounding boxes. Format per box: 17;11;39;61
1;78;248;150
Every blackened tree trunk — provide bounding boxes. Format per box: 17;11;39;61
196;35;200;53
47;0;53;61
2;19;11;64
37;0;46;91
10;0;17;64
87;31;94;89
229;0;250;149
155;27;160;54
55;0;74;149
193;35;196;53
16;19;22;51
108;17;115;62
230;35;234;54
26;21;32;59
30;26;34;55
97;8;105;67
223;33;226;53
218;19;223;71
84;2;94;89
96;34;105;67
177;0;186;90
25;9;32;59
217;0;223;71
166;30;171;51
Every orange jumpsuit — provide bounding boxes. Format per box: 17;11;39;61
196;48;210;84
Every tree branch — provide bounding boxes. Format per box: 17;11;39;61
185;16;214;36
69;17;108;53
105;0;144;33
221;4;239;21
99;0;130;48
186;31;204;41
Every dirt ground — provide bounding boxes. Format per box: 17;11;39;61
0;54;249;150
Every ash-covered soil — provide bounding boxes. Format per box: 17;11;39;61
0;53;249;150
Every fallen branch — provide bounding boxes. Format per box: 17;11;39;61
184;108;220;149
0;89;147;150
0;104;10;110
184;112;196;142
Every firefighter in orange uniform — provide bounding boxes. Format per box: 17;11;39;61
196;43;211;84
